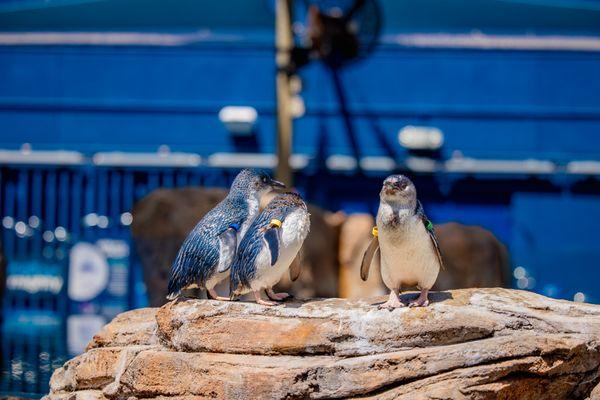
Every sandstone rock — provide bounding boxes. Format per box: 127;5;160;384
589;382;600;400
338;213;385;299
46;288;600;399
86;307;158;350
434;222;511;291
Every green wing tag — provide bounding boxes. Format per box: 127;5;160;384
425;220;434;232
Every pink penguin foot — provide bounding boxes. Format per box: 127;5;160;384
265;288;291;301
409;290;430;307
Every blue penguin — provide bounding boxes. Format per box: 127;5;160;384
229;192;310;306
167;169;285;301
361;175;443;308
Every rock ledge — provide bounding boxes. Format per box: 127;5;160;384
46;288;600;399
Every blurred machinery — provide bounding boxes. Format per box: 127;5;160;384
1;0;600;396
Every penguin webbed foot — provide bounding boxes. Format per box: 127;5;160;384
377;300;405;310
254;290;282;306
408;289;430;307
207;288;230;301
378;289;405;310
256;298;280;306
265;288;292;301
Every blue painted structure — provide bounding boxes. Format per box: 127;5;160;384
1;0;600;396
1;44;600;160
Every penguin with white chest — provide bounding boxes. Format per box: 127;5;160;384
229;192;310;306
361;175;443;308
167;169;285;301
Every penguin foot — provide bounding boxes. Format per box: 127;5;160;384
265;288;291;301
378;299;405;310
408;299;429;307
207;289;230;301
409;290;430;307
378;289;404;310
256;298;280;306
254;291;280;306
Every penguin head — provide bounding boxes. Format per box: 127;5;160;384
231;169;286;196
380;174;416;205
270;192;307;211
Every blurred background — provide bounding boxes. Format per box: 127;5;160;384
1;0;600;397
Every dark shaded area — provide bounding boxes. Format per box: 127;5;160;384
372;290;453;307
0;240;5;373
0;240;5;311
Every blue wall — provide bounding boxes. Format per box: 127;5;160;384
2;1;600;396
1;44;600;160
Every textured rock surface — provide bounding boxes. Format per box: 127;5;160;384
46;288;600;399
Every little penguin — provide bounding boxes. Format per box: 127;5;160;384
167;169;285;301
229;192;310;306
361;174;443;308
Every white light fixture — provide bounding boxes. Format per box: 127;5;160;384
513;266;526;280
219;106;258;135
28;215;40;229
326;155;357;171
54;226;67;241
97;216;109;229
2;216;14;229
120;212;133;226
290;95;305;119
92;151;201;168
573;292;586;303
359;156;395;171
398;125;444;150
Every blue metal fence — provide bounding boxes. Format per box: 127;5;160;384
0;162;240;397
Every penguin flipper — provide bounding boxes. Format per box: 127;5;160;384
360;236;379;281
217;227;238;273
289;251;302;281
264;227;281;266
416;200;444;270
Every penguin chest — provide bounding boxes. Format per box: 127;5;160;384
378;219;440;290
250;210;310;291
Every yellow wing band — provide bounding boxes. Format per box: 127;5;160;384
372;226;378;237
270;219;282;228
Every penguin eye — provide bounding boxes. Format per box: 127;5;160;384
261;176;268;183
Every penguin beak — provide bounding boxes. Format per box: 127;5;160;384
383;181;397;191
269;179;286;189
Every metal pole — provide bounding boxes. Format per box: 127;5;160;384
275;0;293;186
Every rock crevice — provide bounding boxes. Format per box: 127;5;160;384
45;288;600;399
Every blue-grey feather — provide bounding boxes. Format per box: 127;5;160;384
415;200;444;269
230;193;305;294
167;169;271;298
264;228;280;266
